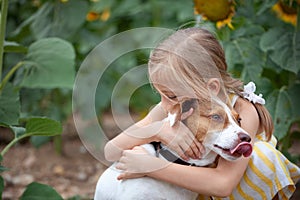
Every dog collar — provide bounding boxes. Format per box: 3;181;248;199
150;142;196;166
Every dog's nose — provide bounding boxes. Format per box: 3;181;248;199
238;132;251;143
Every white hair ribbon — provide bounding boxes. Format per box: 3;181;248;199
242;82;265;105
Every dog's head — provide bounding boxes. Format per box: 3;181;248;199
167;98;253;161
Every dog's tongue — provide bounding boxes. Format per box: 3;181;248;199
230;142;252;157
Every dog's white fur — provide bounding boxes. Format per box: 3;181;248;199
94;99;251;200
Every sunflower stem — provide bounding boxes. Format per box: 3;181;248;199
0;0;9;82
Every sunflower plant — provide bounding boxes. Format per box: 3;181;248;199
0;0;75;198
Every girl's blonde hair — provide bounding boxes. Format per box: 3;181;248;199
148;27;273;140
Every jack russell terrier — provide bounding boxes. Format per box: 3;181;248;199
95;97;253;200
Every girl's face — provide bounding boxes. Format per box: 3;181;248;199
154;83;191;113
153;78;222;114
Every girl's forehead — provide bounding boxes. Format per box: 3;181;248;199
153;83;197;98
153;84;173;92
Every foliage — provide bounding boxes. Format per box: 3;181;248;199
19;182;63;200
0;0;73;197
0;0;299;198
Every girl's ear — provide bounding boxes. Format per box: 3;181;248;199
207;78;221;95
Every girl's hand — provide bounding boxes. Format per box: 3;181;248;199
117;171;145;180
157;108;205;160
116;146;170;180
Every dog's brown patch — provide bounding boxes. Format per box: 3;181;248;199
181;99;237;142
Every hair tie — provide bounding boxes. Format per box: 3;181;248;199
242;82;265;105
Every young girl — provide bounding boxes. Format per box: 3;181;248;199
102;27;300;199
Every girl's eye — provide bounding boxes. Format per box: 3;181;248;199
168;95;177;100
211;114;222;121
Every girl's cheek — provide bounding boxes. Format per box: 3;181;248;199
161;97;172;111
160;99;168;110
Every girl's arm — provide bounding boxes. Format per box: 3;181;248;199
148;156;249;197
104;103;166;162
117;98;259;197
104;103;202;162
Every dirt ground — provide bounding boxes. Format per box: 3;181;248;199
1;114;300;199
1;129;105;199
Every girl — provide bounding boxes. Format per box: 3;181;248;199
102;27;300;199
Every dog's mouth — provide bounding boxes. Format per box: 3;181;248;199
214;142;252;158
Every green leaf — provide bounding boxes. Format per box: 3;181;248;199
30;0;89;40
0;165;9;173
4;41;27;53
224;41;242;72
266;88;294;140
0;83;20;125
24;118;62;137
256;0;277;15
287;82;300;119
228;38;264;82
30;136;51;148
21;37;75;89
0;155;9;173
20;182;63;200
67;195;82;200
0;176;4;197
9;126;26;138
260;27;300;74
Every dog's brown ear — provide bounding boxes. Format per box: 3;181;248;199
181;99;197;113
168;99;198;126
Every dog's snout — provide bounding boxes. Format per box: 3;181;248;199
238;132;251;143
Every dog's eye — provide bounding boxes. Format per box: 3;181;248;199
211;114;222;121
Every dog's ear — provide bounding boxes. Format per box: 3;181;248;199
181;99;198;125
167;99;197;127
181;99;197;113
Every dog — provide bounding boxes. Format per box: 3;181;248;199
94;97;253;200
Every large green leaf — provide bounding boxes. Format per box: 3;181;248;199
24;118;62;137
287;82;300;119
20;182;63;200
260;26;300;74
225;37;264;82
21;37;75;89
30;0;89;40
0;176;4;197
0;83;20;125
266;88;294;140
256;0;277;15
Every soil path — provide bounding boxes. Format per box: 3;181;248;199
1;135;106;199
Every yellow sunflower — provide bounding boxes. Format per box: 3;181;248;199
86;8;110;22
194;0;235;29
86;11;101;22
272;0;298;26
